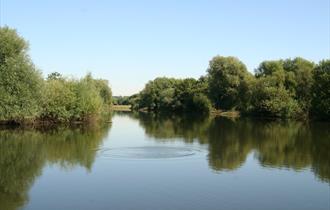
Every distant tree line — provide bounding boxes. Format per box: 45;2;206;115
112;96;131;105
131;56;329;120
0;26;112;124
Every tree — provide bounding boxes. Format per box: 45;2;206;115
136;77;211;113
251;76;301;118
207;56;253;110
252;60;301;118
311;60;330;119
0;26;43;122
139;77;178;111
93;79;112;108
47;72;63;81
174;78;211;113
283;58;314;114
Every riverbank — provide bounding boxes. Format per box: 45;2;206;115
111;105;132;111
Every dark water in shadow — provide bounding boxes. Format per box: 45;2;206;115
0;112;329;210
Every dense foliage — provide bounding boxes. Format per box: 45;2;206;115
1;26;328;121
132;56;329;120
207;56;254;111
0;27;43;121
41;73;112;122
0;26;112;124
112;96;130;105
311;60;330;119
135;77;211;114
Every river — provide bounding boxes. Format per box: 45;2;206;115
0;112;329;210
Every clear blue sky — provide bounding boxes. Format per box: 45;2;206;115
1;0;329;95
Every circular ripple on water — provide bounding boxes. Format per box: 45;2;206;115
98;146;201;160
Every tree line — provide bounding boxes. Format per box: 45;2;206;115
1;26;329;122
0;27;112;124
129;56;329;120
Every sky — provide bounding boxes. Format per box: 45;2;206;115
1;0;329;95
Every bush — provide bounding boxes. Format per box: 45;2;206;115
251;77;301;118
40;78;76;121
40;73;111;122
191;94;211;114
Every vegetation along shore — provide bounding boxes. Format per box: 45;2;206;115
1;26;329;125
116;57;330;120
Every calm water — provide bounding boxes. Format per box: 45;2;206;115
0;112;329;210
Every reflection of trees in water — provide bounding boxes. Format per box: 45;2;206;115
0;123;111;210
207;118;253;171
132;112;330;183
0;131;45;210
309;123;330;183
132;112;211;144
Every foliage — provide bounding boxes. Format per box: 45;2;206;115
251;76;301;118
40;73;111;121
1;25;328;121
135;77;211;113
93;78;112;107
311;60;330;119
251;58;315;119
283;57;314;113
0;26;43;121
0;26;112;123
207;56;254;110
112;96;130;105
129;56;328;120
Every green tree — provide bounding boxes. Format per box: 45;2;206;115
207;56;253;110
137;77;211;113
252;60;301;118
251;76;301;118
73;74;104;118
311;60;330;119
0;26;43;122
283;58;314;114
47;72;63;81
139;77;178;111
93;79;112;108
174;78;211;113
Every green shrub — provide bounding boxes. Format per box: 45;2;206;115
40;73;111;122
40;79;76;121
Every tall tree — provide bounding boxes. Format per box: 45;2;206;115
283;57;314;114
207;56;253;110
0;26;43;121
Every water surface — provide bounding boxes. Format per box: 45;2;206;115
0;112;329;210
